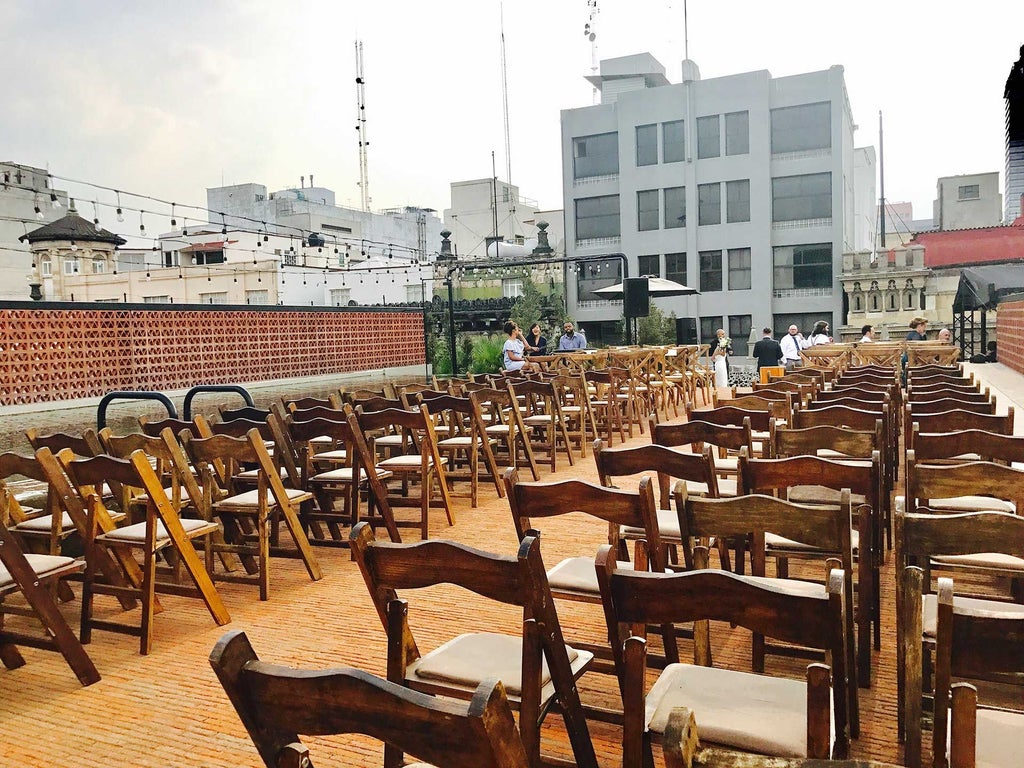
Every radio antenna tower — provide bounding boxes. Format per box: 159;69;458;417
584;0;599;104
355;40;370;212
499;3;512;185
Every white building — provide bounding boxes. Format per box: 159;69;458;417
443;178;541;259
559;54;875;352
0;163;69;300
932;172;1003;231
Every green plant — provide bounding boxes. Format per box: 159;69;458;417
469;334;504;374
628;306;677;345
510;274;544;333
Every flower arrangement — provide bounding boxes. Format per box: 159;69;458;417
718;337;732;349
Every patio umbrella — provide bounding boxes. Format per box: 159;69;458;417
592;276;700;299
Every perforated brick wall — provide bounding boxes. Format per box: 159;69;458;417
0;303;424;405
996;299;1024;376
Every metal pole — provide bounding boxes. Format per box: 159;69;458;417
447;273;457;376
422;278;429;382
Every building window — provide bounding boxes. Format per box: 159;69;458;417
143;295;170;304
700;316;721;344
283;251;297;266
63;259;78;275
663;120;685;163
771;173;832;222
195;250;225;265
699;250;723;292
727;248;751;290
575;195;620;240
958;184;980;200
726;179;751;223
729;315;752;355
330;288;351;306
664;186;686;228
199;292;228;305
665;252;686;286
573;132;619;179
576;259;623;302
636;124;657;166
91;256;106;274
698;183;721;226
773;243;833;290
771;102;831;153
638;254;660;278
725;111;749;155
246;289;269;305
163;251;178;267
40;258;52;277
696;115;720;159
502;278;524;298
406;283;424;303
637;190;659;231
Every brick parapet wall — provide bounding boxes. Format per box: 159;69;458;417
0;302;424;406
996;298;1024;376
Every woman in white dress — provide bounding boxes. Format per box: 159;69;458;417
712;328;732;388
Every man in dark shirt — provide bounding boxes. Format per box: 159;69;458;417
751;327;784;370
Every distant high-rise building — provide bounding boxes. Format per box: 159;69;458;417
1005;45;1024;222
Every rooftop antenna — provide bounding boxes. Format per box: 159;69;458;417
684;0;689;61
499;2;512;185
355;40;370;212
585;0;599;104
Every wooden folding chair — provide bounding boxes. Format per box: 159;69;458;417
503;468;675;678
286;414;399;546
349;523;598;768
739;451;879;691
59;450;229;654
354;405;454;540
597;549;850;763
685;403;772;459
584;368;628;444
895;510;1024;753
0;457;99;686
467;386;540;481
674;486;860;735
218;405;272;423
652;418;752;497
418;393;502;506
211;629;532;768
508;378;575;473
182;428;323;600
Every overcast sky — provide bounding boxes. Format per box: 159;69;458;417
3;1;1022;227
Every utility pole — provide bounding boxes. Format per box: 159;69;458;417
355;40;370;212
878;111;886;250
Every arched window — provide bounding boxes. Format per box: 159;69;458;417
40;256;52;277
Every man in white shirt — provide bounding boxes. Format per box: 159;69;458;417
860;325;874;343
780;324;806;368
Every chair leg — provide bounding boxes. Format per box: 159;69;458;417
258;512;270;601
139;547;157;656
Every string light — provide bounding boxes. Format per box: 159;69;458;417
139;210;146;237
115;191;124;222
50;191;61;209
170;203;177;227
92;201;101;229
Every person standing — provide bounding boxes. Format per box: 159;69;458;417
524;323;547;356
752;327;784;370
781;324;806;369
860;325;874;343
807;320;832;345
906;317;928;341
712;329;732;388
558;321;586;351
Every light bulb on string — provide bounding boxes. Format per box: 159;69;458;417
70;240;77;252
50;192;61;209
170;204;177;227
34;204;44;220
139;211;146;237
182;217;188;236
92;201;101;230
115;191;124;222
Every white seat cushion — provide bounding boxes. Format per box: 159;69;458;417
312;448;348;462
715;456;739;473
547;556;633;594
920;593;1024;637
378;455;447;469
310;467;392;483
645;663;821;758
437;437;494;448
623;508;681;539
0;554;78;588
682;477;738;498
14;511;76;533
98;517;215;546
931;552;1024;571
235;467;289;480
374;435;406;447
895;494;1015;514
216;487;312;507
408;632;587;698
974;708;1023;768
766;529;859;554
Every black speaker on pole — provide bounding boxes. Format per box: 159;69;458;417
623;277;650;318
676;317;697;344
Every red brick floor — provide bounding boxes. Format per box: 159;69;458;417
1;406;908;767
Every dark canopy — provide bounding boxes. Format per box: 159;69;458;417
952;262;1024;311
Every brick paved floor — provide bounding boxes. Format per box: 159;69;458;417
0;361;1015;767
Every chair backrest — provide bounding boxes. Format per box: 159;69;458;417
282;394;340;412
685;404;770;433
595;548;850;759
210;629;531;768
350;395;406;413
287;404;346;423
676;486;853;572
739;451;880;507
99;427;203;510
792;405;885;433
209;417;275;441
182;428;275;501
912;427;1024;465
805;395;889;414
908;408;1015;446
905;450;1024;513
139;415;211;439
218;405;271;423
906;387;992;405
905;380;982;398
594;440;718;509
25;428;102;458
504;468;662;563
770;420;882;461
906;399;995;418
653;418;753;454
815;388;888;404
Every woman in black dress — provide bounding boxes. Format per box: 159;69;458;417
525;323;547;356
